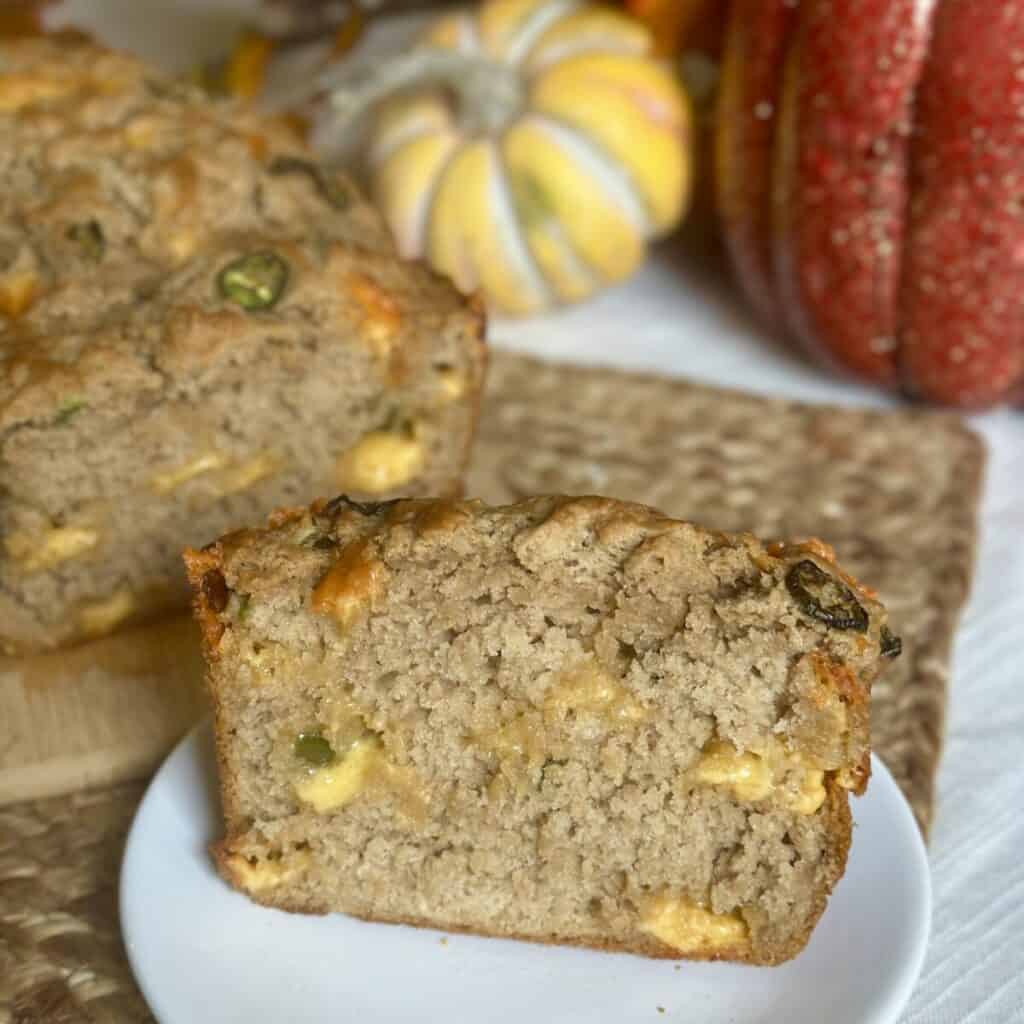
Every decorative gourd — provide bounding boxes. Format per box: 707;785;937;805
365;0;692;315
716;0;1024;407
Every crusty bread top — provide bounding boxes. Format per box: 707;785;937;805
0;36;481;432
187;494;896;800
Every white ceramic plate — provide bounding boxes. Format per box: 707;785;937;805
122;722;930;1024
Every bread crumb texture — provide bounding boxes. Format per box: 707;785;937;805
0;37;485;652
187;495;893;965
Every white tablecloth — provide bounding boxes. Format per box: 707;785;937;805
40;6;1024;1018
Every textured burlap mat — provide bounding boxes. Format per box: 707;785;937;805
0;351;984;1022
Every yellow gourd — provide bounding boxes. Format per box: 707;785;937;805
366;0;693;314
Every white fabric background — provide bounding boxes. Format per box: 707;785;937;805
42;5;1024;1018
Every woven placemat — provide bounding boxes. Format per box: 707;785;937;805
0;783;150;1024
0;351;984;1022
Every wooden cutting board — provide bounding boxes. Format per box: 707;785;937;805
0;352;983;831
0;616;206;805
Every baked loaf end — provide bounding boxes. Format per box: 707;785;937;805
0;37;485;652
186;495;895;965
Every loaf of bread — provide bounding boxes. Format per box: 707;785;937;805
0;37;485;653
186;495;898;965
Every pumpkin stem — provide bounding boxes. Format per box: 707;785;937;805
296;48;526;142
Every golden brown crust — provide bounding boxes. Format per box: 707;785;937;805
182;546;226;654
768;537;880;602
812;653;872;794
183;543;244;827
265;506;309;530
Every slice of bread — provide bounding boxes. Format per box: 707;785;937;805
185;495;896;965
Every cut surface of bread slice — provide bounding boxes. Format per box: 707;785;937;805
185;495;896;965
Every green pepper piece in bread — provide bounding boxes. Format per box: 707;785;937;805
294;732;336;767
217;251;289;311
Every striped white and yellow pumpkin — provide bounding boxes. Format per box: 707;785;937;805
367;0;692;314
